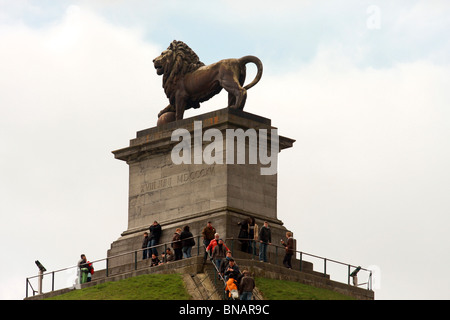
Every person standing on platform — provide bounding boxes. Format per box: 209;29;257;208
148;221;162;256
172;228;183;261
142;232;150;260
259;221;272;262
248;217;258;255
281;232;294;269
180;225;195;258
237;218;250;252
77;254;89;284
202;221;216;263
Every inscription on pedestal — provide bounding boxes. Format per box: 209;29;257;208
140;165;216;194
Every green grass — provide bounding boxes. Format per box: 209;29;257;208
255;277;355;300
44;273;355;300
45;273;192;300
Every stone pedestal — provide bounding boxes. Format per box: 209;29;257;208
108;107;295;266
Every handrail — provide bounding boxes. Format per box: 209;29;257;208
225;237;373;291
226;237;371;271
25;234;203;297
26;278;37;297
205;241;262;300
26;234;201;281
203;242;228;300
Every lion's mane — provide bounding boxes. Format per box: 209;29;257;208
162;41;205;107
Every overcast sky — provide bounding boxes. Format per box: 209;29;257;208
1;0;449;300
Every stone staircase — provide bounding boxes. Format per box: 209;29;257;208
203;261;227;299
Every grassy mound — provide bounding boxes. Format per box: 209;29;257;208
255;277;355;300
45;273;191;300
44;273;354;300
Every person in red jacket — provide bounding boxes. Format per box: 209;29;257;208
206;233;229;253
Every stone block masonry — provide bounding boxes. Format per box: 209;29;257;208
108;108;295;268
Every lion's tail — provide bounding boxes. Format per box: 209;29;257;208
239;56;263;90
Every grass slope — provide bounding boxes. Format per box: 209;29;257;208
255;277;355;300
46;273;191;300
45;273;354;300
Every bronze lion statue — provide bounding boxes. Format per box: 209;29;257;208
153;40;263;122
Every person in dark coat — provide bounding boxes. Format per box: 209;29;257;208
239;270;255;300
247;217;258;255
148;221;162;256
142;232;150;260
237;218;250;252
258;221;272;262
202;221;216;263
211;239;227;274
224;258;240;281
219;250;233;279
150;254;161;267
172;228;183;261
281;232;294;269
180;225;195;258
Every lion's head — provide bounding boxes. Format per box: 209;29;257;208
153;40;205;104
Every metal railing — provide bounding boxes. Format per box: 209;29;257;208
25;234;204;298
226;237;373;291
203;242;227;299
26;235;372;298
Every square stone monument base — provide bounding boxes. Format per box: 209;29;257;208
108;107;295;267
